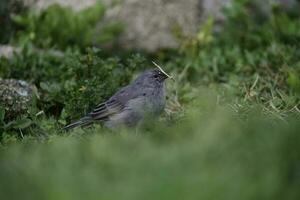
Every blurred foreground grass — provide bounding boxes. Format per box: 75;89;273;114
0;94;299;199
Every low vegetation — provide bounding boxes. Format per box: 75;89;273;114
0;0;299;199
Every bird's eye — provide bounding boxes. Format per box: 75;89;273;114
154;75;158;78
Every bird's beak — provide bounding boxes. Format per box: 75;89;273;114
152;61;175;81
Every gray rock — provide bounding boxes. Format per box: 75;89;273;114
0;45;64;59
101;0;231;51
0;45;21;58
21;0;229;51
0;79;37;119
102;0;201;51
20;0;299;51
23;0;97;11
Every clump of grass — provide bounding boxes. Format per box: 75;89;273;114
169;0;300;121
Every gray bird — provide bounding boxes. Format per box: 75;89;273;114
63;62;173;130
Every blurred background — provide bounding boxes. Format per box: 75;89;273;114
0;0;300;199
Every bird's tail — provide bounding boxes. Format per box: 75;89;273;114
63;116;93;131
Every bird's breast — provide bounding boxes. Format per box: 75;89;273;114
148;86;166;115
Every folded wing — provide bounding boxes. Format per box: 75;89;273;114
89;99;124;120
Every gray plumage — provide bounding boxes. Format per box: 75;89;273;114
64;68;170;130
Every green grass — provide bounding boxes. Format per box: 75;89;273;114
0;98;300;199
0;0;300;199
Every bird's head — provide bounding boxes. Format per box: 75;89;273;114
151;61;174;82
134;62;174;86
148;68;169;82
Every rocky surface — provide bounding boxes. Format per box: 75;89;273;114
102;0;201;51
23;0;97;11
22;0;229;51
20;0;299;51
0;79;37;119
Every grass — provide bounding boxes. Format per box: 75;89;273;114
0;98;300;199
0;0;300;199
1;88;299;199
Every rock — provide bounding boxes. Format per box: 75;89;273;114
101;0;231;51
21;0;229;51
20;0;299;51
23;0;97;11
0;45;21;58
102;0;201;51
0;45;64;59
0;79;37;119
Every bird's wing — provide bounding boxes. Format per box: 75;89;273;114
88;85;140;120
88;98;124;120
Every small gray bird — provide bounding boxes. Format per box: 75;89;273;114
64;62;173;130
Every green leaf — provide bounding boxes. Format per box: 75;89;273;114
11;14;28;26
40;82;50;91
287;71;300;92
9;118;33;130
0;107;5;122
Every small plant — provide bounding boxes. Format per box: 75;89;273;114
0;107;33;138
11;3;123;49
60;48;139;120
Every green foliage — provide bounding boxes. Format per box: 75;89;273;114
60;48;138;119
175;0;300;115
0;47;141;137
0;46;64;83
11;3;122;49
0;107;5;122
0;0;26;43
215;0;300;49
0;106;34;141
